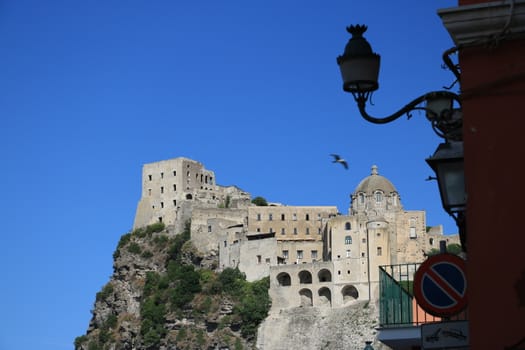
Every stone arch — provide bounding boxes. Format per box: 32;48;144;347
298;270;312;284
299;288;313;307
342;285;359;302
318;269;332;283
318;287;332;306
186;193;193;200
276;272;291;286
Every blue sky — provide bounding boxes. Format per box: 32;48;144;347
0;1;459;349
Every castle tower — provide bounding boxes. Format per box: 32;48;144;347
328;165;428;300
133;157;217;230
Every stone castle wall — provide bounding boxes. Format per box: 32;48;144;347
131;157;461;312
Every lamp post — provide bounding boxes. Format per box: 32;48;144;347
337;25;467;251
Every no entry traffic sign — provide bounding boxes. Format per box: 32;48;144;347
414;253;467;317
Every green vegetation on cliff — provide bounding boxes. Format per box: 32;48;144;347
75;221;270;350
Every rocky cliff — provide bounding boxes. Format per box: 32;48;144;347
76;221;386;350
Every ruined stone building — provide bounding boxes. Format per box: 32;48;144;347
132;157;459;311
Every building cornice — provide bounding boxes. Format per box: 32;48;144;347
438;0;525;46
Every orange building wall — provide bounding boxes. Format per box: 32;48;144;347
460;37;525;349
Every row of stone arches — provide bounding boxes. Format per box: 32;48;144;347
276;269;332;286
298;285;360;307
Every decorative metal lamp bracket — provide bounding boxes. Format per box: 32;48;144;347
353;89;463;141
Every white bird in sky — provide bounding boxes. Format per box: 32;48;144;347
330;154;348;169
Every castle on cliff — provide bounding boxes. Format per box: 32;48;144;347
133;157;459;311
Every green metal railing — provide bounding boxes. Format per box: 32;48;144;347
380;263;448;327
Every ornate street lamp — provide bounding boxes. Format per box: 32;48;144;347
336;25;462;141
337;25;467;251
426;141;467;251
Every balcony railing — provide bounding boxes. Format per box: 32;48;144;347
379;263;467;327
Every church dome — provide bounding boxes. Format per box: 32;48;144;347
354;165;397;195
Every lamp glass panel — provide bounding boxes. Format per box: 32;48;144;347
339;56;379;92
437;161;466;211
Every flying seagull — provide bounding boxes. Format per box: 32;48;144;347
330;154;348;169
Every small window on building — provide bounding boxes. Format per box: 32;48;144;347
293;213;297;221
269;213;273;221
281;228;285;235
429;238;434;245
375;192;383;202
224;240;227;247
293;228;298;235
362;238;366;243
283;250;289;258
160;202;164;208
208;225;212;233
148;189;152;196
148;174;152;181
173;184;176;191
257;228;261;232
257;255;261;264
269;228;273;233
305;214;310;221
361;252;365;257
158;217;162;223
281;214;285;220
359;193;365;204
173;170;176;176
377;247;382;256
161;172;164;179
410;227;417;239
345;222;351;230
306;228;310;235
345;235;352;245
257;213;261;221
338;270;341;275
347;270;350;274
173;200;176;206
160;186;164;194
297;250;303;259
318;228;321;234
346;250;351;257
311;250;318;259
265;258;270;264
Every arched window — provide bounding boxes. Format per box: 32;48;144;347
318;287;332;306
276;272;291;286
298;270;312;284
318;269;332;282
345;222;351;230
342;285;359;302
345;235;352;245
375;191;383;202
358;193;365;204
